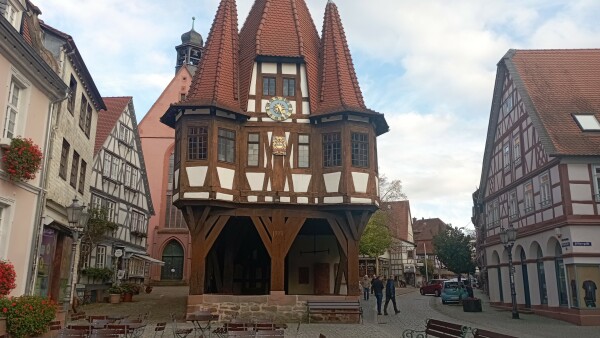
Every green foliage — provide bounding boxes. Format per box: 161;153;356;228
79;208;119;272
432;227;476;277
81;267;113;281
107;285;123;294
418;259;435;279
359;210;392;257
0;296;57;338
120;283;141;294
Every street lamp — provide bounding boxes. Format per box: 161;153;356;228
64;197;88;312
500;226;519;319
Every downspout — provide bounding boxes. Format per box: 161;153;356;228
25;89;69;295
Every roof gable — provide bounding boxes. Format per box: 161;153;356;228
95;97;130;155
382;200;413;242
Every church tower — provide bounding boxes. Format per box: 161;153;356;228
175;18;204;74
161;0;388;321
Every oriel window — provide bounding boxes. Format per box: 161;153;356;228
351;133;369;167
247;133;260;166
322;132;341;167
283;78;296;97
188;126;208;160
218;128;236;163
263;77;276;96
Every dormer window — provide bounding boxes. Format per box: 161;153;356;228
573;114;600;131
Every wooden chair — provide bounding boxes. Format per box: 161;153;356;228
66;325;92;336
254;322;276;331
105;324;128;336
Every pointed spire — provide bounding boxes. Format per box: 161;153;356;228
191;17;196;30
316;0;367;115
239;0;321;112
184;0;243;115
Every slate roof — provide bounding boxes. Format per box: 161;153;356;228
508;49;600;156
94;97;130;155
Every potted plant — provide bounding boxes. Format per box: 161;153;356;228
145;285;153;294
0;260;16;337
120;283;134;302
1;137;43;182
108;285;122;304
0;296;57;338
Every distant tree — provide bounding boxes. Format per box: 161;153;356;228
418;258;435;280
432;226;476;281
379;174;407;202
359;210;392;258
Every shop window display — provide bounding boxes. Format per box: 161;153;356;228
566;264;599;309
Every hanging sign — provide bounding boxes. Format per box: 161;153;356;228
573;242;592;246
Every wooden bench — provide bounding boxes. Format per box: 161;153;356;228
402;319;468;338
306;300;362;324
473;328;517;338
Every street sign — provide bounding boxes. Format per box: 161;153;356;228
573;242;591;246
561;242;571;248
114;249;123;257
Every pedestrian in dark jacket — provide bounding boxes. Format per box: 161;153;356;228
371;275;385;315
384;275;400;315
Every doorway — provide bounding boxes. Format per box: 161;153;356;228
520;249;531;308
161;240;184;280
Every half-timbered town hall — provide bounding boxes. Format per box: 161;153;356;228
161;0;388;318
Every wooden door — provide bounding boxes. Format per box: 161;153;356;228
314;263;330;295
161;240;184;280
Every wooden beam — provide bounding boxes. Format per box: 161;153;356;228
357;210;370;236
327;216;348;257
251;216;273;257
283;217;305;254
205;216;230;252
202;215;219;240
345;211;359;241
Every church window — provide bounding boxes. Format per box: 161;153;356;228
298;134;310;168
165;152;185;228
351;133;369;168
218;128;235;163
175;128;181;165
187;126;208;160
322;132;341;167
247;133;260;166
263;77;276;96
67;75;77;114
69;151;80;188
283;78;295;97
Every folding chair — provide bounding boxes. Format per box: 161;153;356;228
170;313;193;338
153;322;167;338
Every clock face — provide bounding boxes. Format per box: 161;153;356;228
265;96;293;121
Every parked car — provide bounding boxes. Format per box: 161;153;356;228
441;281;469;304
419;279;447;297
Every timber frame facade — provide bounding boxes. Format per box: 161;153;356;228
160;0;388;319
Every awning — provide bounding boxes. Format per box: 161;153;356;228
132;254;165;265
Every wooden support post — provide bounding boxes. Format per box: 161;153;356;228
271;211;285;292
347;240;360;296
189;233;206;295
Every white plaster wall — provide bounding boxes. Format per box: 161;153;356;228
488;267;500;303
569;184;592;201
281;63;296;75
217;167;235;190
544;260;560;307
351;172;369;193
527;262;541;305
572;203;594;215
292;174;311;193
246;172;265;191
186;166;208;187
323;172;341;193
567;164;589;181
249;63;257;96
262;63;277;74
300;65;308;98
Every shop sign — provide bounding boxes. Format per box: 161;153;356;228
561;242;571;248
572;242;592;246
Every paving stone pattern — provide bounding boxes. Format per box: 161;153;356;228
78;286;600;337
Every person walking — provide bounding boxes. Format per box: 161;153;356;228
360;275;371;300
371;275;385;315
384;275;400;315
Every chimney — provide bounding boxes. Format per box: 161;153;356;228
412;217;416;223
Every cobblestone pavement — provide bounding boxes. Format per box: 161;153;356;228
78;286;600;337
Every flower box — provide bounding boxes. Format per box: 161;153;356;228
462;298;482;312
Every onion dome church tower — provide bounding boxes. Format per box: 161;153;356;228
161;0;388;320
175;18;204;74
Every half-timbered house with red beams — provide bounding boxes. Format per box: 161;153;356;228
473;49;600;325
160;0;388;319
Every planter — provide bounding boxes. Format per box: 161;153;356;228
122;292;133;302
109;293;121;304
0;317;6;337
462;298;482;312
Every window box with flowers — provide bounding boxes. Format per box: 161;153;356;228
1;137;43;182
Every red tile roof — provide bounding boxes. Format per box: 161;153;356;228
509;49;600;156
412;218;448;255
382;201;412;242
183;0;242;114
317;1;365;115
94;97;131;155
239;0;321;113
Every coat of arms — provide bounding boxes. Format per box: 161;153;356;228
272;136;287;156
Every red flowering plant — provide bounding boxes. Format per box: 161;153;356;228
0;296;57;337
1;137;43;182
0;260;16;297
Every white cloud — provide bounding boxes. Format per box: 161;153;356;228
33;0;600;230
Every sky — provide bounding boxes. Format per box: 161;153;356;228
35;0;600;230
